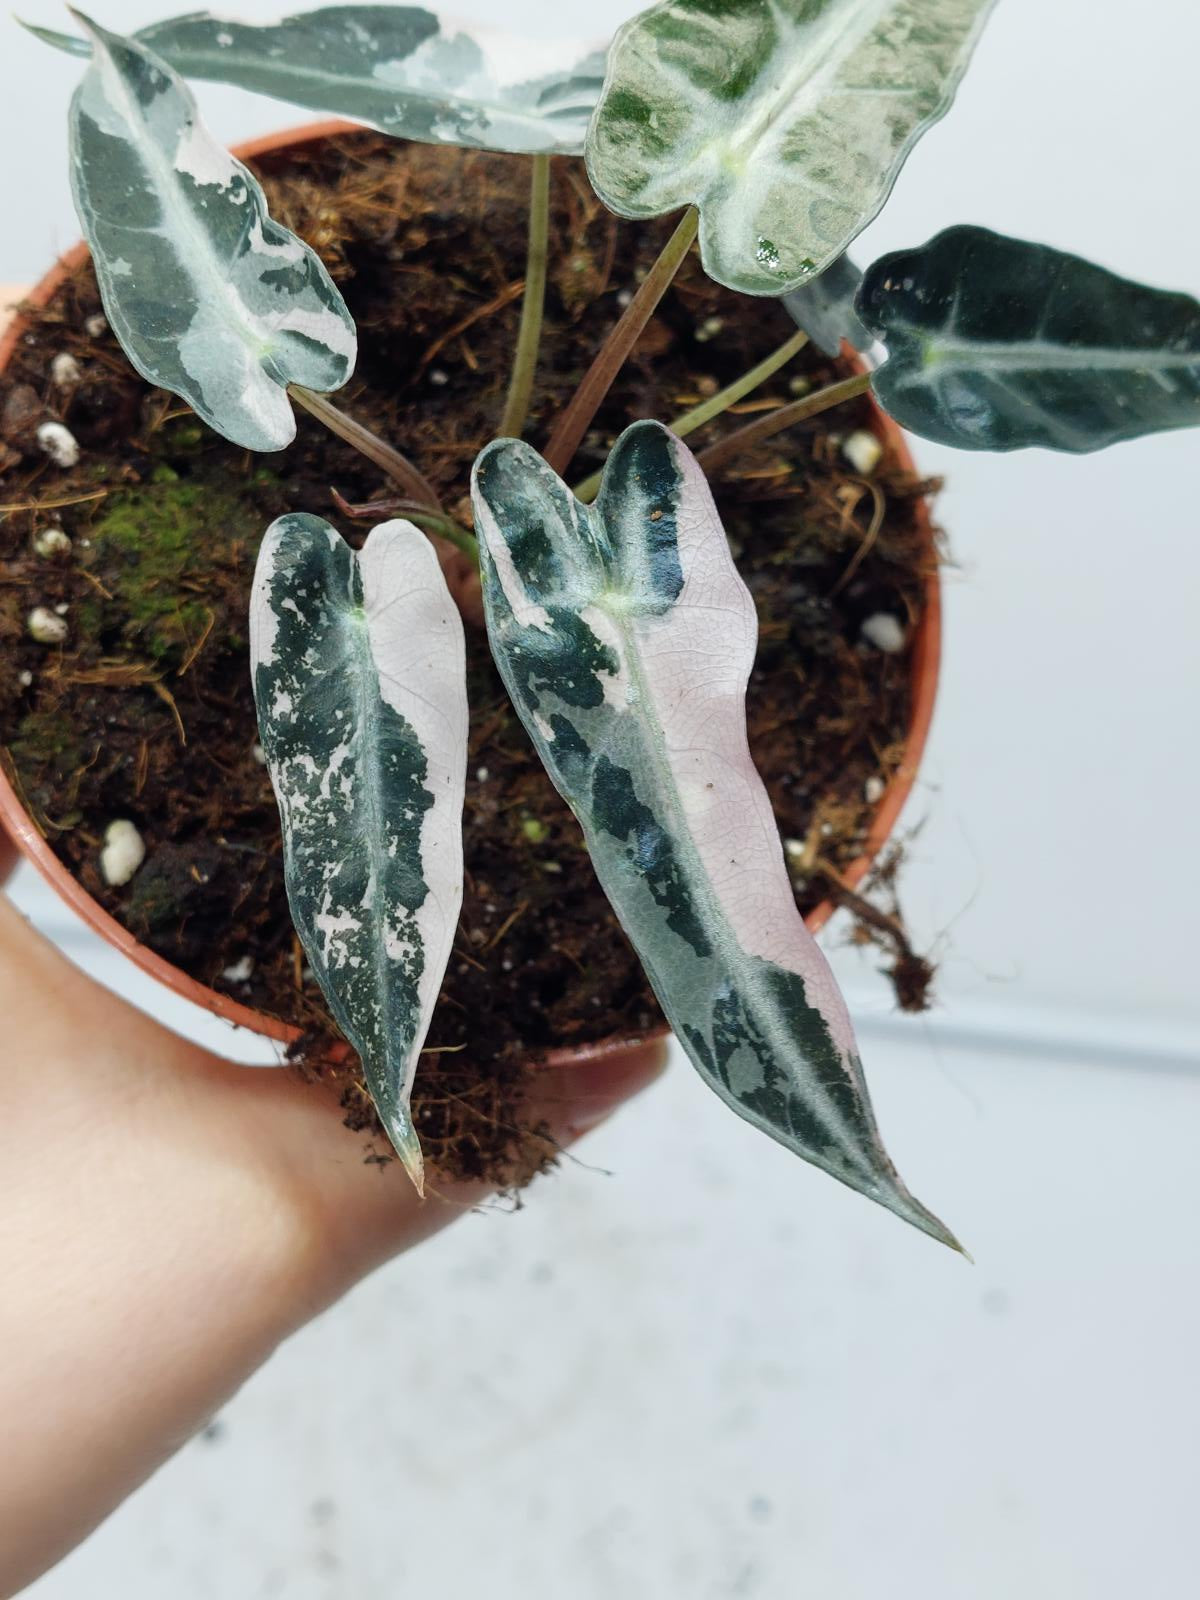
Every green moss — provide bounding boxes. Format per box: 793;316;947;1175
86;477;260;665
165;421;205;452
9;709;86;783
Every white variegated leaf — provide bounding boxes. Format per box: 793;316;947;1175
586;0;994;296
250;514;468;1189
33;7;607;156
473;421;959;1249
67;12;356;452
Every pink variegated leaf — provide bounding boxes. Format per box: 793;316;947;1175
473;421;959;1249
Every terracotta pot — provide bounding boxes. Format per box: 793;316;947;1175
0;119;941;1060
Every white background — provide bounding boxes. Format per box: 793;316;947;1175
3;1;1199;1596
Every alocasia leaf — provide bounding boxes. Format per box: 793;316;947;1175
585;0;993;296
859;225;1200;452
472;420;959;1249
250;515;469;1190
782;251;870;357
67;12;356;452
31;7;607;156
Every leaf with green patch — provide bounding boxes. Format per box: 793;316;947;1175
67;12;356;452
585;0;993;296
472;420;958;1248
250;514;468;1190
782;251;870;357
858;225;1200;452
31;6;607;156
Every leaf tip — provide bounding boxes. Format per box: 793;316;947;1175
392;1120;426;1199
904;1191;969;1258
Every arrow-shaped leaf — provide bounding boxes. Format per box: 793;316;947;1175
250;515;468;1189
67;12;356;452
782;252;870;358
859;225;1200;452
472;421;958;1248
585;0;993;296
33;7;608;157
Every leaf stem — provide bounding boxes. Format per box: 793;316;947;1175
543;206;699;476
498;154;551;440
572;325;810;503
696;370;872;477
393;509;480;563
290;385;444;512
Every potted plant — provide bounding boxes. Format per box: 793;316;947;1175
2;3;1195;1250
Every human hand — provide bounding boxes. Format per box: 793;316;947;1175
0;827;665;1596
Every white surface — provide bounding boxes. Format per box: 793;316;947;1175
15;941;1200;1600
3;0;1200;1595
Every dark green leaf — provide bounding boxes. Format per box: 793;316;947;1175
859;225;1200;452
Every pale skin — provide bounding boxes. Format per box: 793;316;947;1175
0;817;666;1597
0;287;665;1600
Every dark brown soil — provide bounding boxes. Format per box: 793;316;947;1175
0;133;939;1187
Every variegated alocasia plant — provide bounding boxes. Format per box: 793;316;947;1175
20;0;1200;1233
67;11;357;452
33;7;608;156
472;420;958;1248
585;0;995;295
250;515;468;1191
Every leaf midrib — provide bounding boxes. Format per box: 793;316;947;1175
723;0;897;164
344;586;404;1085
87;34;266;368
921;334;1200;378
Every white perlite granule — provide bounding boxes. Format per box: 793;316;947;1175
33;528;72;558
36;421;81;468
100;821;146;887
860;612;906;653
50;352;82;388
842;429;883;476
27;607;68;645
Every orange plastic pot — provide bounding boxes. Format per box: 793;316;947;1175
0;120;941;1061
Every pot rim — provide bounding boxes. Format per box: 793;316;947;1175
0;117;941;1053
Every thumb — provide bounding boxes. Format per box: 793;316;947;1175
532;1036;670;1149
284;1035;670;1309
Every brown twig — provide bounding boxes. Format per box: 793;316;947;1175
0;488;109;515
828;481;886;598
177;606;216;677
417;279;527;376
